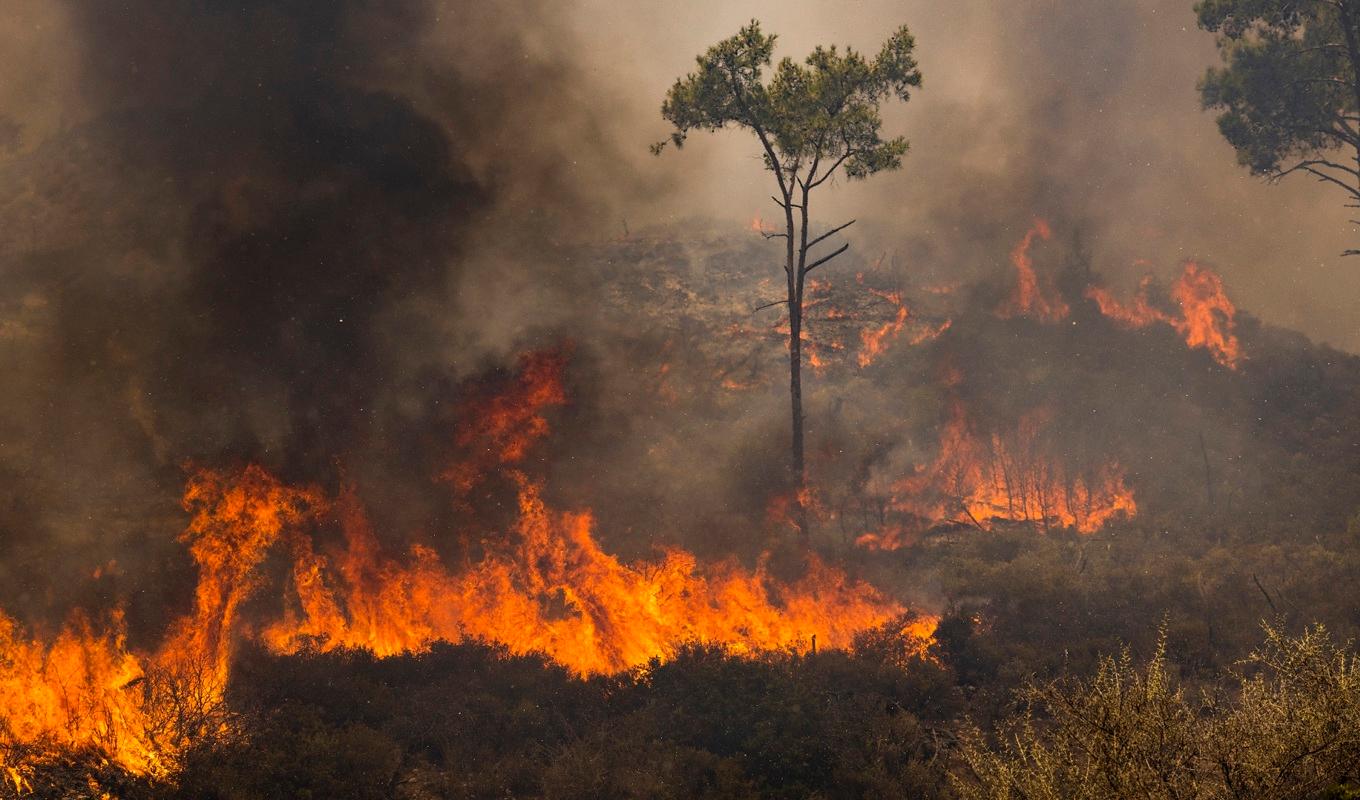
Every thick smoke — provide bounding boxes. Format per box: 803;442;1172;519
2;0;1357;629
516;0;1360;571
0;0;659;623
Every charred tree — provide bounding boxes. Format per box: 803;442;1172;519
654;20;922;538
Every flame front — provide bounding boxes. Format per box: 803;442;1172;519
264;471;913;676
0;466;323;780
266;351;917;674
859;392;1136;550
858;288;910;367
1085;260;1242;368
0;348;930;780
1171;261;1241;368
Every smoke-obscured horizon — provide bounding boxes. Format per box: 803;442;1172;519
574;0;1357;345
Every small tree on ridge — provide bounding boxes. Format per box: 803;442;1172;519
654;20;922;537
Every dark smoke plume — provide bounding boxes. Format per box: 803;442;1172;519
0;0;650;624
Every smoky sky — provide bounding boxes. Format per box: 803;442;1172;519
584;0;1360;351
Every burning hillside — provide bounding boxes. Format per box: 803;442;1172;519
1086;261;1243;368
0;349;933;784
5;0;1360;794
0;204;1350;800
998;218;1243;368
858;389;1138;551
577;218;1254;553
844;221;1242;547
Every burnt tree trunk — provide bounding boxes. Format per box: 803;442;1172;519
785;201;809;540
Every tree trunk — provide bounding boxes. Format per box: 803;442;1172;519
785;203;809;541
789;295;805;509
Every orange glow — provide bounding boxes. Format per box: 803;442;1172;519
908;318;952;345
656;361;678;403
264;471;914;676
440;347;569;492
720;376;760;391
807;344;826;371
1086;278;1165;328
765;486;828;538
728;275;944;377
749;215;778;234
858;288;909;367
774;313;830;375
1172;261;1241;368
859;396;1136;550
0;465;323;779
1085;261;1242;368
996;218;1069;322
0;349;936;778
264;351;921;674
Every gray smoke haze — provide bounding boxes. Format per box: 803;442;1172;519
0;0;1355;625
582;0;1357;348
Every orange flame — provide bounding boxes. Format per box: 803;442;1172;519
440;347;569;492
0;465;323;778
0;609;159;778
775;314;830;375
908;318;953;346
265;352;920;673
857;288;909;367
859;397;1136;550
1171;261;1242;368
765;486;828;538
1085;261;1241;368
749;215;779;234
0;349;935;777
264;471;913;676
996;218;1069;322
729;276;944;376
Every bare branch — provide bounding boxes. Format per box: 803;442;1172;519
1252;573;1278;614
752;299;790;313
806;130;859;191
802;242;850;275
1284;42;1349;58
1303;165;1360;198
1274;160;1360;199
761;231;789;240
1331;114;1360;144
807;148;855;190
1298;156;1360;180
806;219;857;250
797;130;830;194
